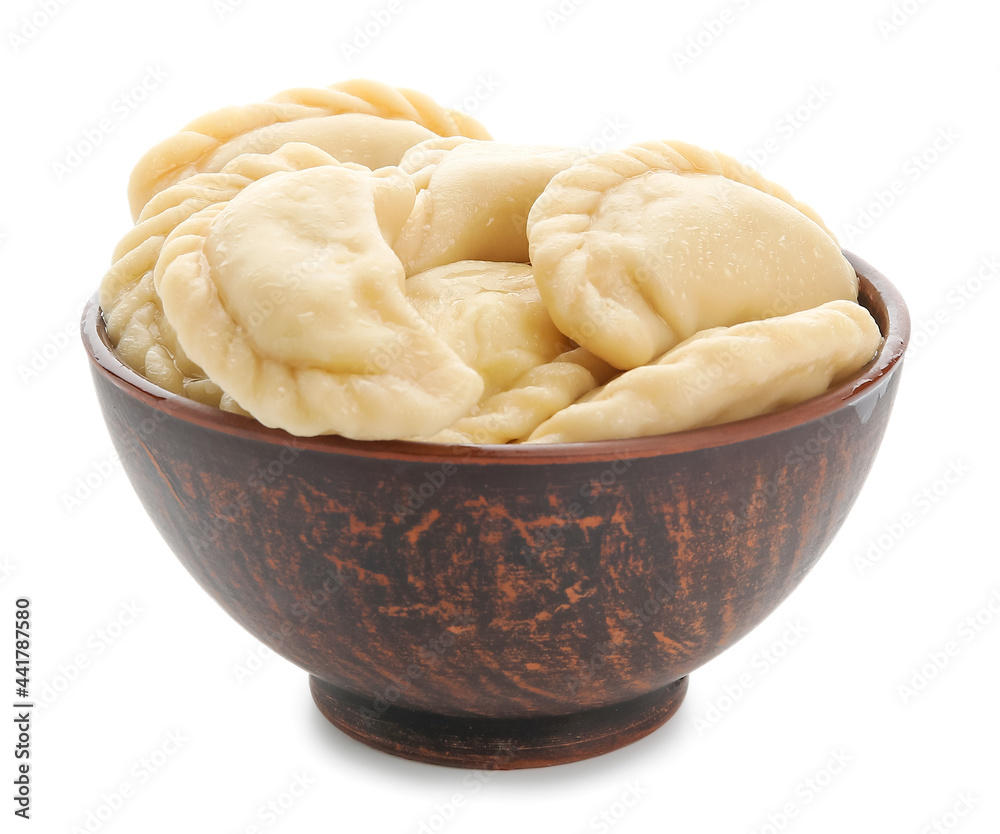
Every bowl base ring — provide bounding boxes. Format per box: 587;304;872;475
309;675;688;769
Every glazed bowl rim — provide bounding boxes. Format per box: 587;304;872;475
82;250;909;465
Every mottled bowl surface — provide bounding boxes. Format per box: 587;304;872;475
83;251;908;768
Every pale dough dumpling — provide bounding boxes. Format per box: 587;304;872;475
426;347;617;445
395;135;473;184
102;177;249;404
393;141;583;276
405;261;570;399
101;144;363;406
526;300;882;444
527;140;859;370
128;79;492;220
154;163;484;439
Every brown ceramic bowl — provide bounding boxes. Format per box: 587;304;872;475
82;252;908;769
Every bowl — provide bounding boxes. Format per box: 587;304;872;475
82;251;908;769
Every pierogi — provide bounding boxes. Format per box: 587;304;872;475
393;141;583;275
425;347;617;445
128;79;491;220
405;261;570;398
154;161;482;439
526;301;880;444
527;140;858;370
101;144;362;407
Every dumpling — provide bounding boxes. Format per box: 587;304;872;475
153;160;483;438
393;140;583;275
402;261;621;444
127;79;491;220
405;260;570;399
426;347;616;445
527;140;858;370
100;144;359;405
526;300;881;444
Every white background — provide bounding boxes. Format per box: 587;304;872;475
2;0;998;831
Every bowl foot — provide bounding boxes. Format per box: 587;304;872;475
309;675;688;769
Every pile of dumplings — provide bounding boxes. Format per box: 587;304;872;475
100;79;881;444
